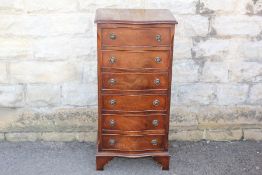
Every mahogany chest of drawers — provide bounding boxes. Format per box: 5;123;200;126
95;9;177;170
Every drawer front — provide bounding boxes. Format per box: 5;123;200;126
102;28;170;47
102;134;164;151
102;114;166;131
102;51;170;69
102;73;168;90
102;95;167;111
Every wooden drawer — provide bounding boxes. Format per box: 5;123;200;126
102;27;170;47
102;94;167;112
102;134;165;151
102;114;166;132
102;72;168;90
102;51;170;70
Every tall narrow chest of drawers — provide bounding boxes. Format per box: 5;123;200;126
95;9;177;170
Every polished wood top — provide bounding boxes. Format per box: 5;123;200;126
95;8;178;24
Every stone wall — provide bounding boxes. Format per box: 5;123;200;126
0;0;261;142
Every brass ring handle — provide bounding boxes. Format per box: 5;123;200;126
109;33;117;40
109;119;115;127
154;79;160;85
155;34;161;42
155;57;161;63
109;138;116;145
151;139;158;146
109;56;116;64
109;99;116;106
108;78;116;85
153;99;160;106
152;119;159;127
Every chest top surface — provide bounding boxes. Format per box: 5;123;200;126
95;8;178;24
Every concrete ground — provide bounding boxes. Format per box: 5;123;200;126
0;141;261;175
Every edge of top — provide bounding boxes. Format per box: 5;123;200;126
94;8;178;25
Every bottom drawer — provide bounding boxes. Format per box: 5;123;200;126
101;134;165;152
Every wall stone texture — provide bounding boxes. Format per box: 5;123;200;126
0;0;261;142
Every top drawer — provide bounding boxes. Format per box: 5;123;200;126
101;27;171;47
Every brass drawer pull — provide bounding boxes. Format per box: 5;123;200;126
109;33;117;40
154;79;160;85
152;119;159;127
109;119;115;127
108;78;116;85
155;34;161;42
151;139;158;146
155;57;161;63
109;56;116;64
109;99;116;106
109;138;116;145
153;99;160;106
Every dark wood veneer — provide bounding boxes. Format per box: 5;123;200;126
95;8;177;170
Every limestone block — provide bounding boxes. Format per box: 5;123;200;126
244;129;262;140
0;63;7;83
169;130;203;141
0;38;32;58
0;85;24;107
62;83;97;106
173;83;216;105
10;61;81;83
205;129;242;141
216;84;249;105
228;62;262;83
24;0;77;12
5;132;42;142
201;62;229;82
26;84;61;107
249;84;262;104
213;15;261;36
172;60;199;83
199;0;251;14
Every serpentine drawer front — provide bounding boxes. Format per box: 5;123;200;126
95;8;177;171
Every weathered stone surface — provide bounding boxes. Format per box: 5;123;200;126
201;62;229;82
173;83;216;105
33;36;95;60
0;0;24;12
0;63;7;83
146;0;198;15
0;14;91;36
173;37;193;59
5;132;42;142
0;85;24;107
0;133;4;141
0;107;97;132
228;62;262;83
10;61;81;83
41;132;96;142
79;0;145;11
170;106;199;130
24;0;78;12
26;84;61;107
199;0;250;14
213;15;261;36
205;129;242;141
0;38;32;58
173;60;199;83
249;84;262;104
192;38;241;59
240;40;262;61
62;83;97;106
83;61;97;83
244;129;262;140
169;130;203;141
175;15;209;37
216;84;249;105
197;105;262;128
